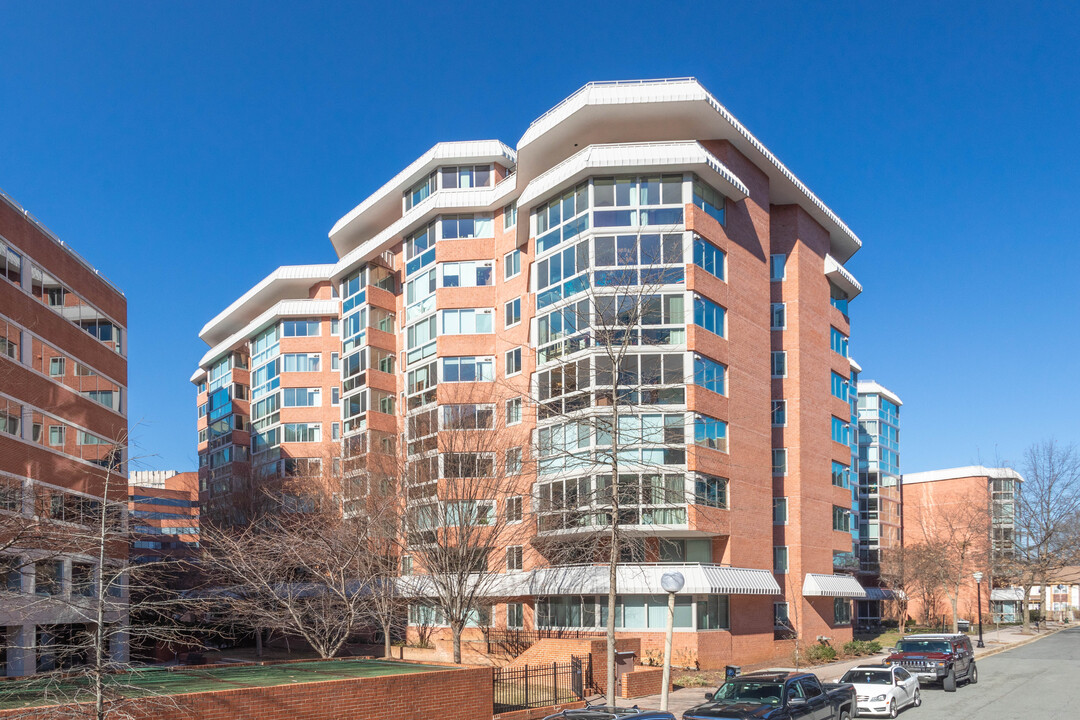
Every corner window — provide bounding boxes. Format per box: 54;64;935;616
503;202;517;230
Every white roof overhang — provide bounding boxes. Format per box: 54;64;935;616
824;254;863;300
199;265;335;346
516;78;862;262
329;140;517;258
398;564;780;598
802;573;867;598
195;298;340;370
856;380;903;407
516;141;749;216
331;178;518;284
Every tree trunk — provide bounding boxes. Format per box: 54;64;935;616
255;628;263;658
1021;584;1034;633
606;523;617;706
383;619;392;659
950;594;959;634
452;624;462;664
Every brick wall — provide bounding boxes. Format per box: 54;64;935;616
0;664;493;720
619;667;669;699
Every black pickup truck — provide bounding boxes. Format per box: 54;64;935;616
683;671;856;720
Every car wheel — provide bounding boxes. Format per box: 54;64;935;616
889;699;897;718
968;663;978;684
839;711;851;720
944;670;957;692
913;689;922;707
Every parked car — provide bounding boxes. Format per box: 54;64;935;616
683;670;856;720
543;705;675;720
838;664;920;717
885;633;977;692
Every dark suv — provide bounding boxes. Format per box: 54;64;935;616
885;633;977;692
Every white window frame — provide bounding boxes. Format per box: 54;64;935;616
773;497;788;525
505;397;522;426
506;545;523;572
504;249;521;279
770;254;787;282
504;297;522;329
772;400;787;427
506;495;523;523
505;347;522;377
772;448;787;477
770;303;786;330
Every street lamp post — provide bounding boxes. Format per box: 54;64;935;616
973;571;985;648
660;571;685;711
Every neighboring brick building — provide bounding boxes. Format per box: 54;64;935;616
195;78;870;667
0;189;129;675
191;267;342;527
900;465;1021;625
128;470;199;563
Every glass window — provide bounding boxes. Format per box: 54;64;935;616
505;450;523;478
770;254;786;281
506;546;523;571
833;505;850;532
693;415;727;452
48;357;65;377
771;303;786;330
692;178;725;225
282;387;321;407
505;348;522;376
506;397;522;426
441;309;494;335
505;298;521;327
772;400;786;426
772;448;787;476
441;356;494;383
693;295;726;337
834;598;852;625
504;249;521;279
282;320;320;337
507;602;524;628
773;497;788;524
693;236;725;280
774;546;788;574
830;327;849;357
693;355;725;395
771;351;786;378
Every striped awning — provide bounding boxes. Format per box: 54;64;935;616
399;564;780;598
802;573;867;598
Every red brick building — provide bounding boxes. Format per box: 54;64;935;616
901;465;1021;625
196;78;868;667
0;190;129;675
191;268;342;526
128;470;199;563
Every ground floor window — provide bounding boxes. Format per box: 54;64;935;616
407;603;491;627
834;598;852;626
537;594;724;630
507;603;524;629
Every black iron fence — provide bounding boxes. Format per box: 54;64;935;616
493;655;595;714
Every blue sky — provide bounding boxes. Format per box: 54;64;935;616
1;1;1076;474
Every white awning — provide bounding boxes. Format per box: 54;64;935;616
399;564;780;598
803;574;867;598
991;588;1024;602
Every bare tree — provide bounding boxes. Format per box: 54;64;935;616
199;461;388;661
1001;441;1080;632
0;432;203;720
877;545;914;634
389;383;532;664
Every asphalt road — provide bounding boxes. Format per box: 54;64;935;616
905;626;1080;720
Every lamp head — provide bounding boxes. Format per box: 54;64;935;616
661;571;685;594
973;571;984;583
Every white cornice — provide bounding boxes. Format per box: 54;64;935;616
516;78;863;262
196;298;339;370
199;265;335;346
856;380;902;406
825;254;862;300
516;141;749;209
329;140;517;258
902;466;1024;485
331;176;518;283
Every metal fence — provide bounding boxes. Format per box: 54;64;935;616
493;655;595;714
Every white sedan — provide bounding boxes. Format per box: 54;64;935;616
839;664;921;718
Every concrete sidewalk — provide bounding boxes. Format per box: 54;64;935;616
630;623;1069;715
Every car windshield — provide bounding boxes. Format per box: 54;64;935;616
713;681;784;706
896;639;949;653
841;670;891;685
